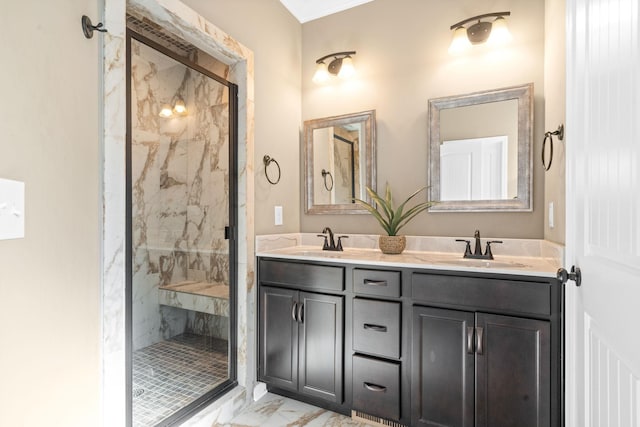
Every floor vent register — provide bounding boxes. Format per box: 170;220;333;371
351;410;407;427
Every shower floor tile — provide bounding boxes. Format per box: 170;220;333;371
133;333;228;427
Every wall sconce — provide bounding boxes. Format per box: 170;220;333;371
158;96;188;118
312;51;356;84
448;11;511;55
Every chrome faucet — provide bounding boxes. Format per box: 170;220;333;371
455;230;502;260
317;227;348;251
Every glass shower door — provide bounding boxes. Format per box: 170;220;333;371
128;32;236;427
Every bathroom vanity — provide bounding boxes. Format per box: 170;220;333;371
256;235;563;427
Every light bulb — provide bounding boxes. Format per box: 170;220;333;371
159;103;173;118
173;98;187;115
312;61;330;84
448;26;472;55
487;16;512;46
337;56;355;79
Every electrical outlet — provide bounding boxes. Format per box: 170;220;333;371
274;206;283;226
548;202;555;229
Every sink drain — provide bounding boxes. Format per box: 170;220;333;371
133;388;145;398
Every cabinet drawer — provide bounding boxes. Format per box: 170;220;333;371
353;269;401;297
353;299;401;359
412;273;551;317
352;355;400;421
259;259;344;292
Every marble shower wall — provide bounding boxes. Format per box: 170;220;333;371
131;39;231;350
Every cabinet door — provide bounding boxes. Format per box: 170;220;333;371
298;291;343;403
412;306;475;427
259;286;298;392
475;313;550;427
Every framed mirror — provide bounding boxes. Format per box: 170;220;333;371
304;110;376;214
428;83;533;212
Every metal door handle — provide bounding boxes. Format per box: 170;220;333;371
476;327;484;355
364;382;387;392
557;266;582;286
363;279;387;286
291;302;298;322
364;323;387;332
467;326;475;354
297;302;304;323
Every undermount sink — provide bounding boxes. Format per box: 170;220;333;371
436;258;530;269
275;247;377;259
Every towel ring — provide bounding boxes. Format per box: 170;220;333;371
542;124;564;171
321;169;334;191
263;155;281;185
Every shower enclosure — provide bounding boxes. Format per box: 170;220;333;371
126;21;237;427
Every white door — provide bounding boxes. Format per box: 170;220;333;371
566;0;640;426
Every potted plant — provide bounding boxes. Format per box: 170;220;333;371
355;184;434;254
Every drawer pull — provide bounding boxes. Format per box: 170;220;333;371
467;326;475;354
363;382;387;392
363;279;387;287
363;323;387;333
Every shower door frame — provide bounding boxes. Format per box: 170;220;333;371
125;29;238;427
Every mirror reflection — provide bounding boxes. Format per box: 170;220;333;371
305;110;376;214
428;84;533;211
439;100;518;201
313;124;360;204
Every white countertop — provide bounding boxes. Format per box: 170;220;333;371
256;234;564;278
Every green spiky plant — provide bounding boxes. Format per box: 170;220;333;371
354;184;435;236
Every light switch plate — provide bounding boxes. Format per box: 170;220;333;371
0;178;25;240
274;205;283;226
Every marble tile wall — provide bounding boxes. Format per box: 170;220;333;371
131;39;231;350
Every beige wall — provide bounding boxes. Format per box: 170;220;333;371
544;0;566;244
0;1;101;426
182;0;302;235
301;0;547;238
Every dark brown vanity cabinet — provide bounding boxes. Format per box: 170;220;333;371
257;257;562;427
258;260;344;404
411;272;557;427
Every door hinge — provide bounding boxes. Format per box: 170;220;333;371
224;226;233;240
557;266;582;286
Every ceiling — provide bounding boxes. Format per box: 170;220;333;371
279;0;375;23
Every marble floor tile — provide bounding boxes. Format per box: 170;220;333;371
213;393;376;427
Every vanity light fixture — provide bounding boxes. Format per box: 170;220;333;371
312;51;356;84
448;11;512;55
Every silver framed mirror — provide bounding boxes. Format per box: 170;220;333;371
428;83;533;212
304;110;376;214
